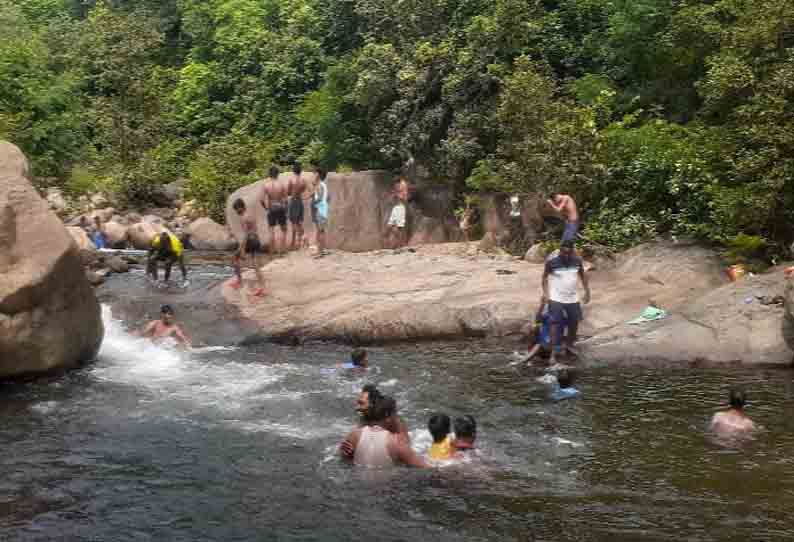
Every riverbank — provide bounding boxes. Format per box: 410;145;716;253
224;241;793;366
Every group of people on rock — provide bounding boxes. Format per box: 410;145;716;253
339;383;478;468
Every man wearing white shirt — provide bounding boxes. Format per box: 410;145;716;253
542;239;591;364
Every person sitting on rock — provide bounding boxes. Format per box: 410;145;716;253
92;216;108;249
542;239;591;364
525;295;568;365
340;396;428;468
138;304;191;348
148;231;188;285
547;192;579;242
230;198;266;297
710;388;756;436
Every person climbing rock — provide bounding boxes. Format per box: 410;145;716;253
547;193;579;242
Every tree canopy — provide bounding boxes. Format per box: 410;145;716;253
1;0;792;252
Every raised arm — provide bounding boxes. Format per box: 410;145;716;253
547;198;564;212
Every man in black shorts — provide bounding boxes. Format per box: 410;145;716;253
231;198;267;296
262;166;287;255
287;162;308;250
542;239;591;364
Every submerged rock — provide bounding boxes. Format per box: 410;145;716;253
0;141;104;378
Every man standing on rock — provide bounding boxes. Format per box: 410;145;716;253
287;162;309;251
262;166;287;255
547;193;579;242
542;239;591;364
384;174;410;249
311;168;330;257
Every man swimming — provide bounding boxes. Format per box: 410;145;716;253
340;396;428;468
262;166;287;255
542;239;591;364
547;192;579;242
710;388;756;435
147;231;188;284
138;305;191;347
339;348;368;370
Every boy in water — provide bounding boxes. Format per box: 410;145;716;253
524;296;567;365
428;413;452;460
339;348;369;370
550;369;580;401
710;388;756;435
452;415;477;456
230;198;266;297
138;305;191;348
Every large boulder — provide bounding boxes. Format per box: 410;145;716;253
128;221;168;250
185;218;236;251
0;141;104;378
102;221;129;248
67;226;95;251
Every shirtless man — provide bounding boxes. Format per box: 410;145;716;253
547;192;579;242
261;166;287;255
287;163;310;251
710;388;756;436
340;396;428;468
353;384;410;443
385;175;410;249
138;305;191;347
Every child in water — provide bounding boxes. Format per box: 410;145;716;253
524;296;567;365
427;413;452;460
451;415;477;456
550;369;580;401
339;348;368;370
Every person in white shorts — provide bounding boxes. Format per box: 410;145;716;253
384;175;409;248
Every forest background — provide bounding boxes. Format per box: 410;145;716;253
1;0;792;256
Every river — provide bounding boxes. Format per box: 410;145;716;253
1;267;794;541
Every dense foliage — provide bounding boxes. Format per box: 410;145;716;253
1;0;792;249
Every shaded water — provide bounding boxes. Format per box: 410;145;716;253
2;269;794;541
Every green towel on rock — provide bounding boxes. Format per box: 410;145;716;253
627;306;668;325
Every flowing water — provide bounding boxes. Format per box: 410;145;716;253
2;267;794;541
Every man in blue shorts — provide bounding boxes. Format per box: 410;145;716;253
542;239;591;364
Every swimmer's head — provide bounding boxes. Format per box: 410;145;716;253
269;165;280;179
351;348;368;368
729;387;747;410
233;198;246;215
357;384;381;415
428;413;451;443
160;304;175;325
454;415;477;442
365;395;396;426
557;369;576;389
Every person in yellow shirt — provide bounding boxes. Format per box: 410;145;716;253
428;413;452;460
148;231;187;284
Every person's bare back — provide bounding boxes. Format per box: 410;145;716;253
711;410;756;435
263;175;288;206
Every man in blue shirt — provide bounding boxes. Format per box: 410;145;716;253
542;240;591;364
